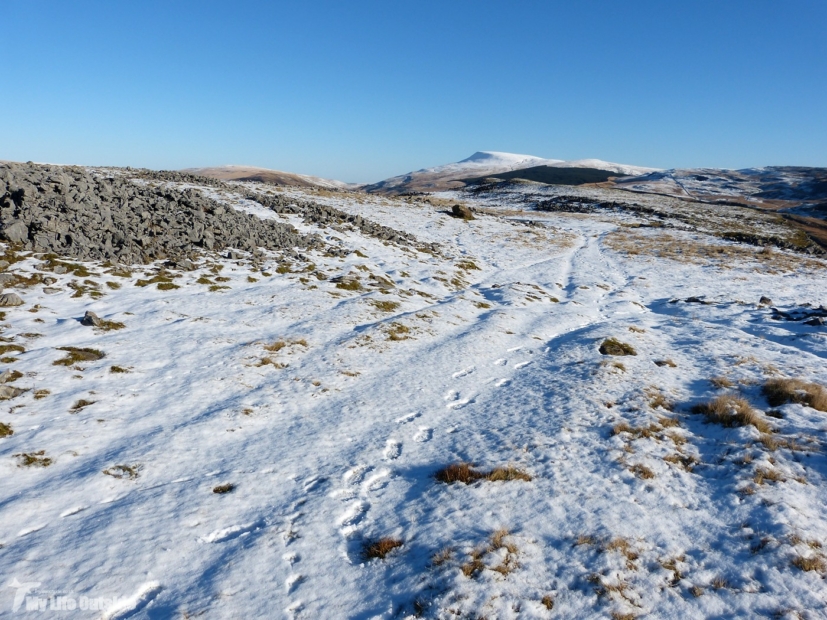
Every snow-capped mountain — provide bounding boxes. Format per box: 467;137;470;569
364;151;659;194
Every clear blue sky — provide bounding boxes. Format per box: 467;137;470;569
2;0;825;182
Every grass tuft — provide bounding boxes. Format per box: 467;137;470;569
362;537;403;561
434;462;532;484
599;338;637;356
103;464;141;480
762;378;827;412
53;347;105;366
70;399;95;412
0;422;13;437
213;483;235;494
691;395;772;433
15;450;52;467
792;555;826;572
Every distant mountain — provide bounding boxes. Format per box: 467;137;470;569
181;165;357;190
364;151;658;194
614;166;827;210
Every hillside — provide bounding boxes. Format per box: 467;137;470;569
364;152;658;195
1;161;826;618
182;165;357;191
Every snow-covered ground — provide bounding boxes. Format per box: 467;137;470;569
1;179;826;619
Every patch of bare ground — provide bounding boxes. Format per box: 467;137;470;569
434;462;532;484
604;229;826;273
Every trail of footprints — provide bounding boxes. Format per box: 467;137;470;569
279;342;540;614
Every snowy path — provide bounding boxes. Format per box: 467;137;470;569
1;186;826;618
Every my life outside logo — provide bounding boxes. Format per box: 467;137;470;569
7;578;129;614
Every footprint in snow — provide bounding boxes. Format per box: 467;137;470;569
413;426;433;442
362;469;390;492
383;439;402;460
452;366;475;379
337;500;369;527
101;582;163;620
447;397;473;410
444;390;460;401
343;465;372;485
493;358;507;366
285;574;304;593
514;360;532;370
396;412;421;424
495;378;510;387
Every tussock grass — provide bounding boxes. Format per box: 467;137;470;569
541;595;554;610
53;347;105;366
362;537;403;561
33;389;50;400
110;365;131;374
599;338;637;356
762;378;827;412
629;463;655;479
370;299;400;312
70;399;95;412
753;467;785;485
15;450;52;467
792;555;826;572
435;462;532;484
0;344;25;355
103;464;141;480
710;376;734;389
691;395;773;433
213;483;235;494
0;422;13;437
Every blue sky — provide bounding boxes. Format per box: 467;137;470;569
2;0;825;182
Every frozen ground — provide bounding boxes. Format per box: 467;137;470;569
1;178;827;619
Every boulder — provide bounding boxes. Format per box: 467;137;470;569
3;220;29;244
80;311;102;327
0;292;23;306
451;204;475;220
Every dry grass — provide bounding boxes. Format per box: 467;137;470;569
663;453;698;472
430;547;453;567
103;464;141;480
70;399;95;412
753;467;785;485
370;299;400;312
212;483;235;494
711;576;729;590
574;534;597;547
629;463;655;479
0;422;13;437
599;338;637;356
690;585;704;597
762;378;827;412
15;450;52;467
791;555;826;573
362;537;403;561
33;389;50;400
691;395;773;434
53;347;105;366
387;322;411;341
110;365;131;374
710;376;734;389
541;594;554;610
460;529;520;579
434;462;532;484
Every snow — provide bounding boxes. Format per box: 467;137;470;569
1;175;826;618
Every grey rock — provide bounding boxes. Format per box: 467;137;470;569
0;385;23;400
0;273;16;287
451;204;475;220
0;292;23;306
3;220;29;243
81;311;102;327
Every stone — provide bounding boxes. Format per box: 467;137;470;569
451;204;475;220
0;292;23;306
0;273;16;287
0;385;24;400
3;220;29;244
80;311;102;327
759;296;773;306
